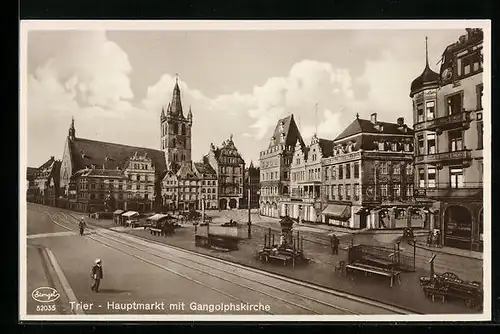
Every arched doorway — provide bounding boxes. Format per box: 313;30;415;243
444;205;473;250
229;198;237;209
219;198;227;210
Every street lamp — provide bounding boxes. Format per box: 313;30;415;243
247;174;252;239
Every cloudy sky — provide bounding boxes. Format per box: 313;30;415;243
25;24;467;167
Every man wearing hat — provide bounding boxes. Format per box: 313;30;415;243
91;259;104;292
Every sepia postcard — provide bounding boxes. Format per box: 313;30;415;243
19;20;491;322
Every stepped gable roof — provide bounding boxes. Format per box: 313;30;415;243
69;137;166;173
193;162;217;176
318;138;334;158
334;118;414;141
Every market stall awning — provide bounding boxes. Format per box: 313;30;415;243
146;214;169;222
113;210;124;215
322;204;351;220
122;211;139;217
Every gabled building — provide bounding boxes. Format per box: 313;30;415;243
31;157;61;206
193;162;218;210
285;134;334;222
243;161;260;209
259;114;304;217
321;113;420;229
205;135;245;209
411;30;484;251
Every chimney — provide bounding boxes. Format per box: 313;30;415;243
397;117;404;126
370;113;377;124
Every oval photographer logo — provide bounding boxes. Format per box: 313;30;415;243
32;287;60;303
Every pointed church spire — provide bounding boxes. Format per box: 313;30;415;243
68;116;75;140
161;105;165;118
249;160;254;169
187;105;193;119
170;74;184;117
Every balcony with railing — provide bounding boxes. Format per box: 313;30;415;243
414;149;472;167
414;110;471;132
414;184;483;199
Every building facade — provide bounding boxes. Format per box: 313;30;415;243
243;161;260;209
193;162;218;210
285;135;333;223
59;118;166;213
259;114;304;218
321;113;422;229
411;29;484;251
31;157;61;206
205;136;245;209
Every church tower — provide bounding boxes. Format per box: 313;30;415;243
160;75;193;172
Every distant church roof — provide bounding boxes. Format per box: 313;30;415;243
68;136;166;174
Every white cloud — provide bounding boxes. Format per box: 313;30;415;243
27;33;428;168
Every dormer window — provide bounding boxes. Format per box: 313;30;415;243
280;133;285;143
378;141;385;151
391;142;397;151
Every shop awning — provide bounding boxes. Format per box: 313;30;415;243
113;210;124;215
322;204;351;220
122;211;139;217
146;214;169;222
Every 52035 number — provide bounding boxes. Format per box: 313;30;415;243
36;304;56;312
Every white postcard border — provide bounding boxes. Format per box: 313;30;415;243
19;19;492;322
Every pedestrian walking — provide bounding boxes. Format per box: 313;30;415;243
79;217;86;236
330;234;339;255
91;259;104;292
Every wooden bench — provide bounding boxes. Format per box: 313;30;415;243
362;255;394;268
346;263;402;287
149;228;163;236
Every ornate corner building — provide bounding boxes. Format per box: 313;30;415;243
204;136;246;209
411;29;484;251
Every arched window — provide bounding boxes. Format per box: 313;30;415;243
182;124;186;135
173;123;178;134
173;138;176;147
